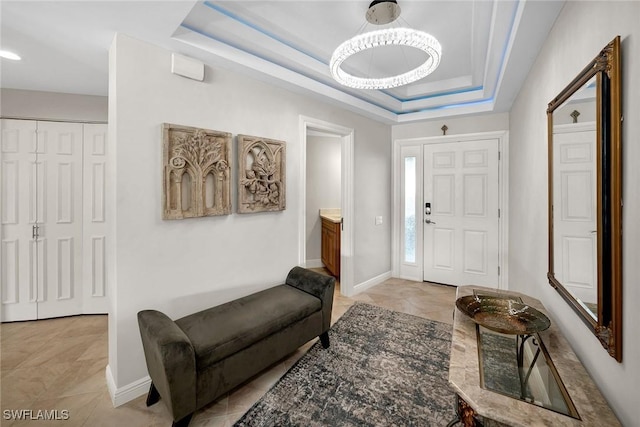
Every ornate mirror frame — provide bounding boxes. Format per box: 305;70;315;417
547;36;622;361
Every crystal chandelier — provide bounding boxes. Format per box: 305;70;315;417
330;0;442;90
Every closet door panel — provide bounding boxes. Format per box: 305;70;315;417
82;124;109;313
36;121;83;319
1;119;38;321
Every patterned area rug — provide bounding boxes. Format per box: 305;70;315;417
234;302;455;427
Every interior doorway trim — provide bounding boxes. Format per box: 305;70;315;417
392;130;510;290
299;116;354;296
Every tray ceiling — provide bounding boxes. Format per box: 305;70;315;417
0;1;564;123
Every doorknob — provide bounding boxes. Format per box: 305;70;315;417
425;219;436;224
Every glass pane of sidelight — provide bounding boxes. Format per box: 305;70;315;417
404;157;416;263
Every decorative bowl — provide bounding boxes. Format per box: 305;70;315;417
455;295;551;335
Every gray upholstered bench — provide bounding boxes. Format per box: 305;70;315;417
137;267;335;427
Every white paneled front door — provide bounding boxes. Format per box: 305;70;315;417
423;139;499;286
552;124;597;306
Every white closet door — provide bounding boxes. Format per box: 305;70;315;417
1;119;38;321
35;121;84;319
82;124;108;313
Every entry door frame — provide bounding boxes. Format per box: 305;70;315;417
392;130;510;290
298;116;355;296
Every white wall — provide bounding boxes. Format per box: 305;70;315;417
305;135;341;264
509;2;639;425
108;34;391;392
392;112;509;141
0;88;108;122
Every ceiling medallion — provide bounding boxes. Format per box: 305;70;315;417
330;0;442;90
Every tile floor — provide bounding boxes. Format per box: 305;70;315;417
0;273;456;427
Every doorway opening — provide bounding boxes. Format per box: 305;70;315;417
299;116;354;296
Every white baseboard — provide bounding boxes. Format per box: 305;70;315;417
106;364;151;407
303;259;324;269
353;270;392;294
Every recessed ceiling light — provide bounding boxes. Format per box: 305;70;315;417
0;50;21;61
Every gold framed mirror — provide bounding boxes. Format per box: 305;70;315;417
547;36;622;362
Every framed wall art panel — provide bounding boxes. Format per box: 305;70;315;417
162;123;232;219
237;134;286;213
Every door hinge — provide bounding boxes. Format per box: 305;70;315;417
32;224;40;240
498;266;501;276
498;208;501;218
498;151;501;160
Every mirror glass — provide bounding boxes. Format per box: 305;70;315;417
547;36;622;362
551;76;598;321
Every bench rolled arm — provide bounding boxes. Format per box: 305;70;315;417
137;310;197;422
286;267;335;332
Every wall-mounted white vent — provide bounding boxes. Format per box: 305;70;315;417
171;53;204;82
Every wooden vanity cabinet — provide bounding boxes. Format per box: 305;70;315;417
321;217;340;278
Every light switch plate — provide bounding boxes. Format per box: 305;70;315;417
375;216;383;225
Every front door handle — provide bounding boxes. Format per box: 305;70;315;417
425;219;436;224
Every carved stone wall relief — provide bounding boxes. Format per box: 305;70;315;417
162;123;232;219
238;135;286;213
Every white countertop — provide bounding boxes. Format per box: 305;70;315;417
319;208;341;223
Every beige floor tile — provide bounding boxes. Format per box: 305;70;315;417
5;317;71;344
38;357;108;399
83;391;169;427
56;315;107;339
246;361;287;392
17;335;97;368
2;347;45;372
282;341;315;370
77;333;108;361
9;391;103;427
193;395;229;421
1;362;74;409
2;332;61;371
191;413;238;427
423;308;456;325
1;322;33;343
226;384;267;415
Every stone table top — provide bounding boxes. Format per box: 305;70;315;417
319;208;341;223
449;285;620;427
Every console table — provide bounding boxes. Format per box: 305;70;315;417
448;286;620;426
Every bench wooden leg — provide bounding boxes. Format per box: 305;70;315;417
146;382;160;407
172;413;193;427
320;332;330;349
